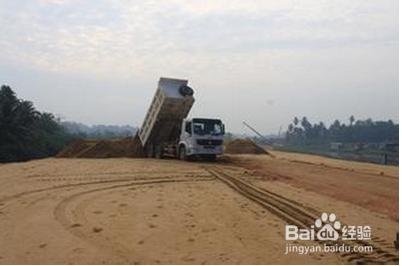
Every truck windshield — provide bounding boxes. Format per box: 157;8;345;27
192;119;224;136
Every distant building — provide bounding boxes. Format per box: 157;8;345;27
353;143;364;152
380;142;399;153
330;142;343;151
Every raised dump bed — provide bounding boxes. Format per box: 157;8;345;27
138;77;195;150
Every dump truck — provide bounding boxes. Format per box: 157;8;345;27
137;77;225;160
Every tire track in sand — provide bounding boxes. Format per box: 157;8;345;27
53;176;216;261
0;175;211;208
206;166;398;265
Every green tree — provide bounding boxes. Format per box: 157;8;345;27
293;117;299;126
0;85;74;162
349;115;355;126
285;115;397;145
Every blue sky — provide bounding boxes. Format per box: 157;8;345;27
0;0;398;134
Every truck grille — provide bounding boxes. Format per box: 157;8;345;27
196;139;223;146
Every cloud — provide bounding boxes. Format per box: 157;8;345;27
0;0;398;131
0;1;397;76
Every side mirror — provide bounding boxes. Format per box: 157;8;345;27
222;124;225;134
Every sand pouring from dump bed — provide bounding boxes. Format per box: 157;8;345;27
224;139;268;155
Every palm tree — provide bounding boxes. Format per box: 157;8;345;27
0;85;75;162
0;85;19;143
0;86;39;160
293;117;299;126
349;115;355;126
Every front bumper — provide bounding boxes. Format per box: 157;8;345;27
188;145;224;155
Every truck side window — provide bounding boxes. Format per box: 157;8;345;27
185;122;192;135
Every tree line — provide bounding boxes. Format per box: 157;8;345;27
0;85;137;162
0;85;74;162
286;116;398;145
61;121;136;139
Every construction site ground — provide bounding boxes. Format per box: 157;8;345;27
0;151;398;264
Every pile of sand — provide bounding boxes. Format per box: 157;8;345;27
57;135;144;158
225;139;268;155
58;137;269;158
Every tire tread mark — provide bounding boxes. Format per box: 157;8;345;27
206;166;398;265
0;176;215;206
53;177;215;261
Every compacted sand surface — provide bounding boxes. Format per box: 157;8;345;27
0;154;398;264
229;151;398;221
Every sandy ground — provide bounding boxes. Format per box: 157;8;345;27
229;151;399;221
0;153;398;264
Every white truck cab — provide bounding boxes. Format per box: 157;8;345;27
178;118;225;160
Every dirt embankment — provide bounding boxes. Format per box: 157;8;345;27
57;136;144;158
58;137;270;158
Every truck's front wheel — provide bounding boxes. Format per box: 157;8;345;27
155;145;164;159
146;144;155;158
179;146;187;161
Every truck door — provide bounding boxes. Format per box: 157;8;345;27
184;121;192;139
180;121;192;147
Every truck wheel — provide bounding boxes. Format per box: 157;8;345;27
179;146;187;161
146;144;155;158
206;154;217;161
155;145;164;159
